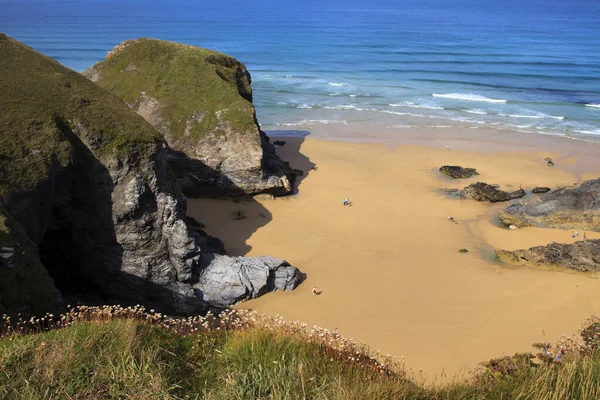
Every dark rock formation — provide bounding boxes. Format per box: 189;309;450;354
532;187;551;194
0;207;63;317
439;165;479;179
84;39;294;198
459;182;526;202
499;178;600;231
0;35;300;316
496;240;600;273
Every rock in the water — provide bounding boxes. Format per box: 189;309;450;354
499;178;600;231
459;182;526;202
439;165;479;179
496;240;600;273
274;140;287;146
84;39;294;198
196;255;302;308
532;187;551;193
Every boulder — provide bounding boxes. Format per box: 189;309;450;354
84;39;294;198
439;165;479;179
532;187;551;193
196;256;302;308
496;240;600;273
499;178;600;231
0;35;301;316
459;182;526;202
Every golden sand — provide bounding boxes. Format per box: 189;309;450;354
188;127;600;382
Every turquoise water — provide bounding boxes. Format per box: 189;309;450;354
2;0;600;139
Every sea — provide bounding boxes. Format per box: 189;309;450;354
2;0;600;140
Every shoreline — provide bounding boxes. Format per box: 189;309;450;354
188;126;600;383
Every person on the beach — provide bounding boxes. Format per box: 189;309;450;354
583;232;587;240
312;287;318;296
572;231;577;238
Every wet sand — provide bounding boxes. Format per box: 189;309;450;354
187;126;600;383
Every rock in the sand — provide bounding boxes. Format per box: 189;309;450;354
532;187;551;194
499;178;600;232
439;165;479;179
196;255;302;308
439;188;460;194
459;182;526;202
496;240;600;273
509;225;518;230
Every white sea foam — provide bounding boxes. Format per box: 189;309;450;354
328;82;347;86
574;129;600;135
274;119;349;126
498;113;564;120
296;104;313;109
586;104;600;109
389;102;444;110
432;93;507;103
349;94;357;97
463;109;488;115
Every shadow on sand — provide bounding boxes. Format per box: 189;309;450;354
186;130;315;257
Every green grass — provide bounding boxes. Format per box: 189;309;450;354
3;308;600;399
0;34;161;195
85;39;258;141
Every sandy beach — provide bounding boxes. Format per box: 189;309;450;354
188;126;600;383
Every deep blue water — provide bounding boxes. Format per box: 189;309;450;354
2;0;600;138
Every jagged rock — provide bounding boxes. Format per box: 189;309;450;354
0;206;63;317
496;240;600;273
499;178;600;231
439;165;479;179
196;256;301;308
84;39;294;198
532;187;551;193
0;35;301;316
459;182;526;202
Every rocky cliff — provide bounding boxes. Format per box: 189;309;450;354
499;179;600;231
0;35;300;317
83;39;294;198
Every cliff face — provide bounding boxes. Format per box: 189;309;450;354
0;35;300;316
84;39;294;198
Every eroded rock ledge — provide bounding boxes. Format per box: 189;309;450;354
499;178;600;231
496;240;600;273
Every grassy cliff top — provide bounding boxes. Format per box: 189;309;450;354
85;38;257;141
0;34;161;196
2;307;600;399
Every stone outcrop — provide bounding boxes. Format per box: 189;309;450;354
196;256;302;308
0;35;300;316
439;165;479;179
499;178;600;231
532;187;551;194
459;182;525;202
84;39;294;198
0;206;63;317
496;240;600;273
